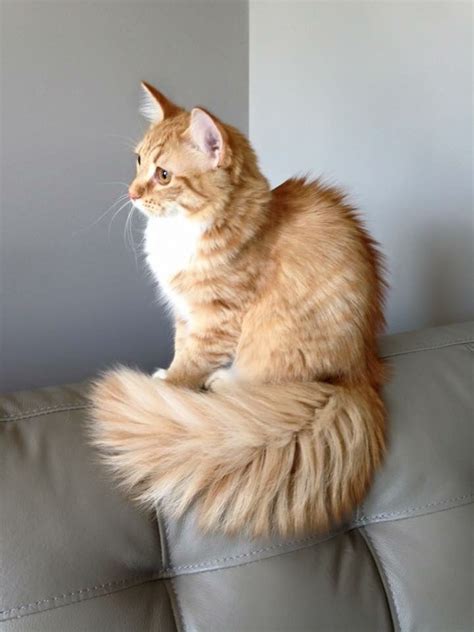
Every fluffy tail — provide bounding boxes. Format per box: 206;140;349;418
90;368;385;537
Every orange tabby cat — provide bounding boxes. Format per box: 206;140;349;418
90;82;387;537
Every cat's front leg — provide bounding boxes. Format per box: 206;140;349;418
152;318;186;382
153;363;205;389
158;319;238;389
164;347;230;390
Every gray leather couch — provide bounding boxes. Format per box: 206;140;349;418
1;322;472;631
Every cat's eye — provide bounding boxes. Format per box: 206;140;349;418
155;167;171;185
136;154;141;165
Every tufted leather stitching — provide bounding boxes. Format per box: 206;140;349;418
157;493;473;575
380;336;474;359
160;529;346;575
0;404;89;422
353;492;474;523
2;497;472;621
0;574;156;620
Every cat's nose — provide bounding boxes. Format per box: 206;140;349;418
128;188;141;200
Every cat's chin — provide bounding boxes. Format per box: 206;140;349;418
130;199;149;216
130;200;175;219
147;205;185;220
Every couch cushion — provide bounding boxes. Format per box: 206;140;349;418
1;321;472;631
0;383;168;626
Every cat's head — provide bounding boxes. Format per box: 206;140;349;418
129;82;236;221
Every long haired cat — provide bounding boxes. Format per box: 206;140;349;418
90;82;387;537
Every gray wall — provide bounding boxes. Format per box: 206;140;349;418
1;0;248;392
250;1;473;334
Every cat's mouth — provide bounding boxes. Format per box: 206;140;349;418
131;198;183;219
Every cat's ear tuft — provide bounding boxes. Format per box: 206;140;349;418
140;82;180;123
188;108;225;168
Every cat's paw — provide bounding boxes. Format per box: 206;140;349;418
153;368;203;389
152;368;168;380
205;368;235;393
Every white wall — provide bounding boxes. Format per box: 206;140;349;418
250;1;473;333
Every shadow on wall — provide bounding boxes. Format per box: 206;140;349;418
387;221;474;333
423;224;474;327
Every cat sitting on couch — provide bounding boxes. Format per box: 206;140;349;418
90;82;387;538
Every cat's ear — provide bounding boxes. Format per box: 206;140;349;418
188;108;226;169
140;81;180;123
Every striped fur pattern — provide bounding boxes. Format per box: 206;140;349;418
90;82;387;537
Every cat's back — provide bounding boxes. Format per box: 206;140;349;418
269;177;379;268
266;178;384;322
270;177;353;231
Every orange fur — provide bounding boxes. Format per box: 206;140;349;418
90;83;387;537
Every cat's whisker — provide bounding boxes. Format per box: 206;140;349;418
124;205;135;250
137;232;147;249
73;194;129;236
108;199;133;239
124;206;141;269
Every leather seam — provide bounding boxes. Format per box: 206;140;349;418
353;492;473;523
155;509;169;571
0;404;89;422
0;574;155;620
162;513;186;632
160;494;473;574
380;336;474;359
165;579;185;632
359;526;400;632
160;528;346;574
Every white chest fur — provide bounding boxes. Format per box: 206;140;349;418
144;214;204;320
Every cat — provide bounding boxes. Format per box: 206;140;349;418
90;81;387;537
